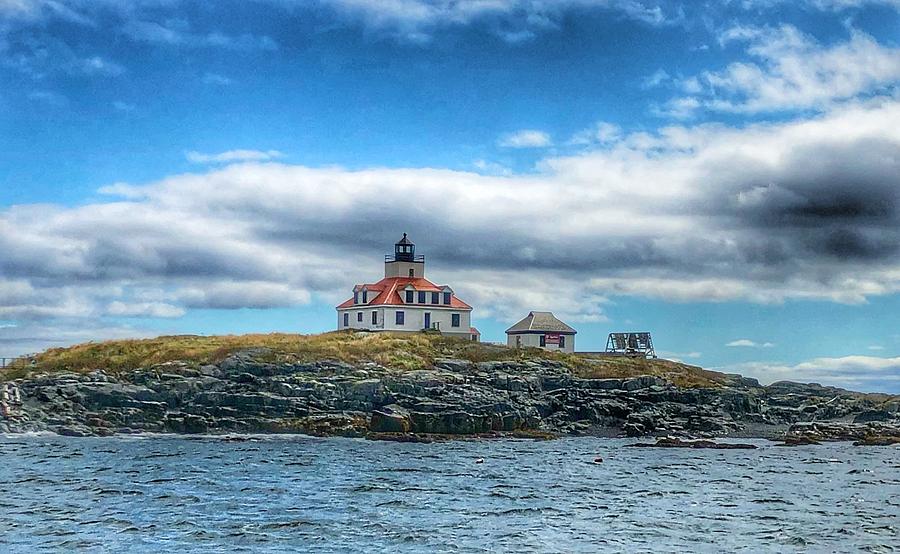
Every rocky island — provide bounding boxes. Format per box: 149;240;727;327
2;332;898;445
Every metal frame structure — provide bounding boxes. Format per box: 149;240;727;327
0;357;30;371
384;254;425;263
605;332;656;358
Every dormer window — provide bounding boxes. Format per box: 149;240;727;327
353;291;359;304
443;292;451;305
362;289;368;303
405;290;414;303
431;292;439;304
418;291;426;303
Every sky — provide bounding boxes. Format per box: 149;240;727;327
1;0;899;392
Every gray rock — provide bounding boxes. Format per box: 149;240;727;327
434;358;472;372
370;404;411;433
7;353;896;440
853;410;894;423
56;425;91;437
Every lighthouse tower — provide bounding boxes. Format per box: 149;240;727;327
384;233;424;278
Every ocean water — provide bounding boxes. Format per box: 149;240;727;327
0;435;897;553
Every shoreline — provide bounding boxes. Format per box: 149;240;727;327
2;345;897;445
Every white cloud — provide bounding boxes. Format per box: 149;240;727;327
202;72;233;86
106;301;186;318
472;159;512;176
498;129;552;148
2;33;126;79
642;68;670;88
868;345;885;350
78;55;124;76
726;339;775;347
120;19;278;51
0;0;92;24
653;96;700;119
0;320;153;358
569;122;622;145
185;149;285;164
659;350;702;362
175;282;311;309
787;0;900;10
27;90;67;106
316;0;681;42
666;25;900;116
726;355;900;392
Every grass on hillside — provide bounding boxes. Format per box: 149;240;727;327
576;355;731;388
2;331;723;388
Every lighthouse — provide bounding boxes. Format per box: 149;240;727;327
336;234;479;340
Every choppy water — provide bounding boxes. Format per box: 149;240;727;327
0;435;898;553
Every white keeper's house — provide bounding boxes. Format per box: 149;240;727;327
336;234;479;341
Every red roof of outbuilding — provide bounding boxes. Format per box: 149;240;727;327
337;277;472;310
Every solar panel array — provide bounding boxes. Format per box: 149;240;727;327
605;332;656;358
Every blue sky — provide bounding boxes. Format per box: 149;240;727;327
1;0;900;391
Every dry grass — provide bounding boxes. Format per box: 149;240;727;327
4;331;727;388
8;331;563;376
573;355;730;388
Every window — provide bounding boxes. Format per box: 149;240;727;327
540;335;546;347
443;292;451;305
451;313;460;327
343;313;349;327
353;291;359;304
362;290;367;303
559;336;566;348
431;292;439;304
405;290;414;303
395;311;405;325
409;269;414;277
357;312;363;322
371;311;377;325
418;291;426;303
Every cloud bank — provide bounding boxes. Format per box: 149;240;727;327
3;97;900;333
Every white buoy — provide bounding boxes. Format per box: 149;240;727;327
475;457;484;464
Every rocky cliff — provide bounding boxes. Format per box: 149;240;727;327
3;345;897;441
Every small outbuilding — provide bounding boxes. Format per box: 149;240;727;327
506;311;576;353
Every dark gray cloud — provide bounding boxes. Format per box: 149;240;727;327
696;137;900;270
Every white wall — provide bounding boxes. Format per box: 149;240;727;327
338;306;471;337
338;307;384;330
382;307;471;336
384;260;425;278
507;332;575;353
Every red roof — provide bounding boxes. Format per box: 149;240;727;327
337;277;472;310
